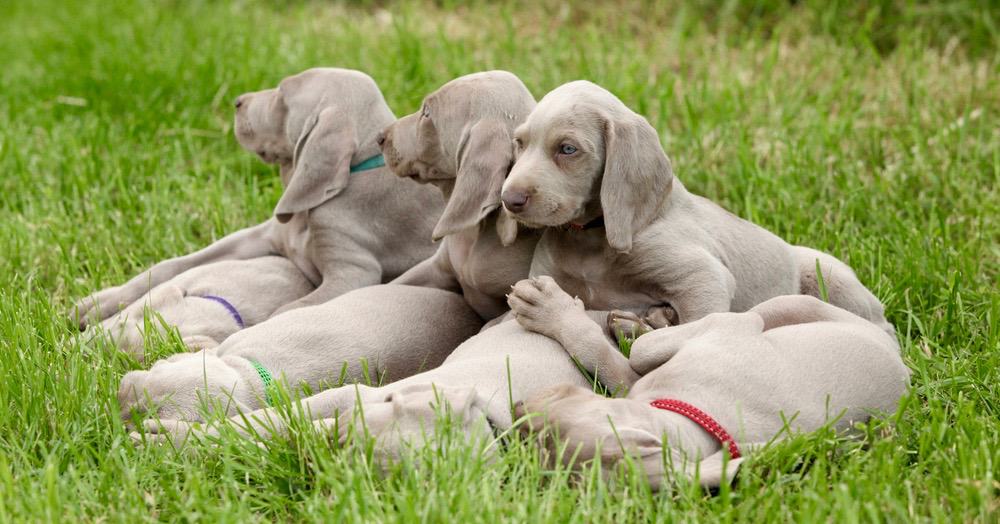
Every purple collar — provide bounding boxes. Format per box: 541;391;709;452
196;295;245;329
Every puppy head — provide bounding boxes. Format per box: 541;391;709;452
501;81;674;253
234;68;396;223
338;384;494;468
379;71;536;240
117;352;255;424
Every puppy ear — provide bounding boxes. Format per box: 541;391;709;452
496;210;520;246
274;106;357;223
599;112;674;253
432;119;512;240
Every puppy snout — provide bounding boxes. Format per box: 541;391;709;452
502;189;530;213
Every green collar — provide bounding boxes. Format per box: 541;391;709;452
349;154;385;173
249;359;275;406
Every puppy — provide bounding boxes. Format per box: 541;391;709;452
119;285;483;424
500;81;892;335
97;256;313;360
509;277;908;489
381;71;540;320
125;71;544;437
73;68;443;330
131;310;610;447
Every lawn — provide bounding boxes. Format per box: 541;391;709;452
1;0;998;521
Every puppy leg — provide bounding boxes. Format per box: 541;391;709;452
794;246;894;337
390;243;461;293
628;311;763;375
73;221;276;329
508;276;640;390
271;257;382;316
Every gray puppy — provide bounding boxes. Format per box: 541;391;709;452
508;276;908;489
500;81;892;335
119;285;483;424
382;71;539;320
73;68;443;329
125;71;544;439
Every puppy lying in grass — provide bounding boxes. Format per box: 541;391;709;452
508;276;909;489
73;68;442;332
97;256;313;360
123;71;541;442
118;284;482;423
500;80;894;337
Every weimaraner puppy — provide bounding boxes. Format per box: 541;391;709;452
73;68;442;329
506;276;908;489
98;256;313;360
125;71;544;438
382;70;539;320
499;80;893;335
130;308;611;447
119;285;483;424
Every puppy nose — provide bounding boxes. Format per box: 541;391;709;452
376;131;386;147
234;96;244;109
502;189;530;213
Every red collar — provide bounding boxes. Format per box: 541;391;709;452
650;398;741;458
563;216;605;231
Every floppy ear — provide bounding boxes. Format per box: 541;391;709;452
274;106;357;223
496;210;520;246
432;119;513;240
599;112;674;253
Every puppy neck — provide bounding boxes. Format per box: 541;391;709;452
353;133;384;168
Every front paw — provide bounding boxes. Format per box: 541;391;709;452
607;310;654;339
70;287;123;330
130;418;209;448
506;276;583;339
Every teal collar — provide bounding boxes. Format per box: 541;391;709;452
249;359;276;406
350;154;385;173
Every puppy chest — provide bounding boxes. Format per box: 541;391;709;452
537;257;657;311
454;232;534;301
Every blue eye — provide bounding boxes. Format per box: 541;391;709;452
559;144;578;155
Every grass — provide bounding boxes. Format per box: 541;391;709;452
1;0;998;521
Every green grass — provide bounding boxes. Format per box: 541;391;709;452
1;0;998;521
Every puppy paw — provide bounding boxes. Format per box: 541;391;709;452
131;419;202;448
507;276;584;339
70;286;125;330
643;304;678;329
607;310;654;339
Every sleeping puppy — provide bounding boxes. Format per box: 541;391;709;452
97;256;313;360
72;68;443;330
118;285;483;423
129;309;610;448
508;277;908;490
500;81;892;335
381;70;539;320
